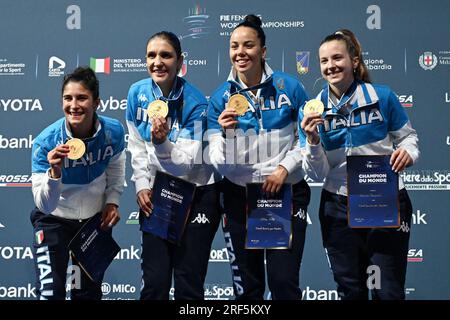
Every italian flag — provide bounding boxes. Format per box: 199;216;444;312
35;230;44;245
90;57;110;74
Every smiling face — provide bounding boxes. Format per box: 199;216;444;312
146;37;182;96
229;26;266;84
319;39;359;97
62;81;98;138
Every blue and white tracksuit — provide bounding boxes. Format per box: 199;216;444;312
299;80;420;299
30;115;126;300
207;64;311;300
126;77;221;300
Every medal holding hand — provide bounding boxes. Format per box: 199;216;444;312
47;144;70;179
147;100;170;145
301;99;325;145
150;114;169;145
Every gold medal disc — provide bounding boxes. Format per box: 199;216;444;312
66;138;86;160
147;100;169;118
304;99;325;115
227;94;249;116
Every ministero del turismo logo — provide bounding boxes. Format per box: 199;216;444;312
400;169;450;190
90;57;110;74
90;57;147;74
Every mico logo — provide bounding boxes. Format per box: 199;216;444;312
102;284;136;295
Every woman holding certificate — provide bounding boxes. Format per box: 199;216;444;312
207;15;311;300
126;31;221;300
30;67;126;299
299;29;420;299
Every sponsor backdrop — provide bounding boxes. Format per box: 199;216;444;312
0;0;449;300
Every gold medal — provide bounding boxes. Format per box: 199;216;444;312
303;99;325;115
147;100;169;118
66;138;85;160
227;94;249;116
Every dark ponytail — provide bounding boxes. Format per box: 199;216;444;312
62;66;99;100
234;14;266;47
320;29;371;83
233;14;266;69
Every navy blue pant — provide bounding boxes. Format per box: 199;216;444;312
30;209;104;300
319;188;413;300
140;183;221;300
221;178;310;300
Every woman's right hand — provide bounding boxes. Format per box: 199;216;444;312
137;189;153;217
301;113;324;145
47;144;70;179
218;108;238;130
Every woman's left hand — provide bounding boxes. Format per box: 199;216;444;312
390;148;413;173
151;116;169;145
101;203;121;230
262;165;288;195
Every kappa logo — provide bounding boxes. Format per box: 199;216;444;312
397;221;410;233
293;208;312;224
138;93;148;103
191;213;210;224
